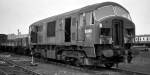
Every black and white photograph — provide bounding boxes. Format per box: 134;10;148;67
0;0;150;75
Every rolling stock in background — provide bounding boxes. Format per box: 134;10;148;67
0;2;135;68
0;34;30;55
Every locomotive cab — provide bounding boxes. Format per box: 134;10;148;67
93;5;135;67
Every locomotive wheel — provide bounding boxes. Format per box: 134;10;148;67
56;54;62;60
73;58;81;66
34;53;41;58
104;63;114;68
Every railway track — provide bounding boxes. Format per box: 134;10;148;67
0;56;41;75
110;68;149;75
35;57;149;75
38;56;149;75
0;52;149;75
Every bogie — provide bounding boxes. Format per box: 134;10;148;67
104;63;114;68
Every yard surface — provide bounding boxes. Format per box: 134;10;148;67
119;51;150;75
0;51;150;75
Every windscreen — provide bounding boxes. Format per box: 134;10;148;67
95;5;115;20
114;6;131;20
94;5;131;21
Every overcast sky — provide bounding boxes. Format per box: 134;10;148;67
0;0;150;35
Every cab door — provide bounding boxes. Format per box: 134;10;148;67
112;19;124;47
30;26;38;43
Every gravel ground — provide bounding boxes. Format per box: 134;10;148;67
119;51;150;75
0;52;150;75
0;52;123;75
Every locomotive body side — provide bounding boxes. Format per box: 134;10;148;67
29;2;135;68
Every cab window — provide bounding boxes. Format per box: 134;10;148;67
95;5;114;20
126;28;134;36
100;28;110;36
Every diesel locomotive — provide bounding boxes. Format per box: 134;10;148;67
29;2;135;68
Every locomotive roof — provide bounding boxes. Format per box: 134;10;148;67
31;2;129;26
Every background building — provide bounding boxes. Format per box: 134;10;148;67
4;34;29;46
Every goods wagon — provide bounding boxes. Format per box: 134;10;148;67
0;34;8;51
1;36;30;55
0;34;7;45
